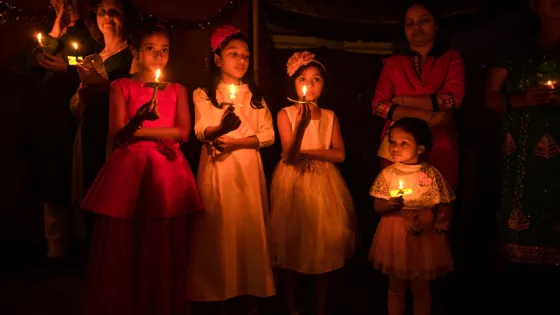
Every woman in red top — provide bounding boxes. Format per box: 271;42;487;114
372;3;465;189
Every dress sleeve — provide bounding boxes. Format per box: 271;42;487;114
372;59;397;120
255;98;275;148
193;88;214;142
370;168;392;200
429;166;456;204
436;50;465;110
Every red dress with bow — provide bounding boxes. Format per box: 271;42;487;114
372;49;465;188
81;78;203;315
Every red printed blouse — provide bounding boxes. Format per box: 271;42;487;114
372;49;465;188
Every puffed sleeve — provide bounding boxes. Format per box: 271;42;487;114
255;98;275;148
193;88;214;142
369;168;392;200
429;165;456;204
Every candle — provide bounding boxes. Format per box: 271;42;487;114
229;83;236;101
72;42;79;63
155;68;161;83
302;84;307;102
547;80;556;89
37;33;43;46
390;179;413;197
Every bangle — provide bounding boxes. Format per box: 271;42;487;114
431;94;440;111
386;104;397;120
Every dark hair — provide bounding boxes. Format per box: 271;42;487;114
82;0;137;45
390;118;433;157
130;19;171;51
286;62;327;102
396;1;448;57
401;1;441;27
204;32;264;109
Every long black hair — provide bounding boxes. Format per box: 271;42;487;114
129;19;171;51
390;118;433;157
203;32;264;109
395;1;449;57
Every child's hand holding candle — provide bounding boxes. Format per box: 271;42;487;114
390;179;413;197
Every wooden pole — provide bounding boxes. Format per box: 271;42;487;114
252;0;259;85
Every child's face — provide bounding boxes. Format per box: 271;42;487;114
137;33;170;75
215;39;250;81
389;127;425;164
295;65;324;102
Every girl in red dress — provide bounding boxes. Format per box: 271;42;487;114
81;21;203;315
372;3;465;189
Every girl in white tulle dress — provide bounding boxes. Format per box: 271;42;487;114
269;51;356;315
369;117;455;315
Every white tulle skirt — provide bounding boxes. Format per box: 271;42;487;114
269;160;356;274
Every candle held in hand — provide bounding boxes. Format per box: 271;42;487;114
72;42;79;63
229;83;236;101
390;179;413;197
155;68;161;83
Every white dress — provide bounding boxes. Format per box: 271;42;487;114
187;83;276;301
269;105;356;274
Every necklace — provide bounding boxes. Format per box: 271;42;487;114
100;41;128;57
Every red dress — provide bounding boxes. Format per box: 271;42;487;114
81;78;203;315
372;49;465;188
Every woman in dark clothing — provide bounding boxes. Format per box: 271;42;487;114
485;0;560;313
73;0;135;241
28;0;98;260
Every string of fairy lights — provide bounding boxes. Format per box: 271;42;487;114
0;0;242;30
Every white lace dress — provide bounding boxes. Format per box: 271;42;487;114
369;162;455;280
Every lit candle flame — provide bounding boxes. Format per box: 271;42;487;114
72;42;78;50
302;85;307;97
398;180;403;189
155;68;161;83
37;33;43;46
230;83;236;100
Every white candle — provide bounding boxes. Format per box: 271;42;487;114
72;42;79;61
229;83;236;101
390;179;413;197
